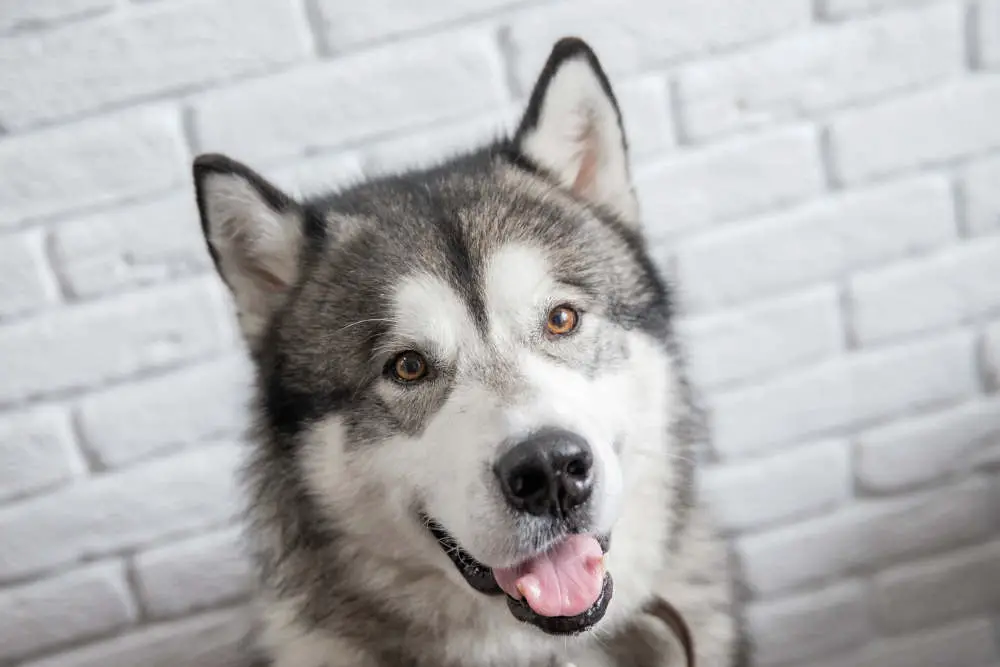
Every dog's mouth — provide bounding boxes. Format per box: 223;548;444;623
424;517;612;635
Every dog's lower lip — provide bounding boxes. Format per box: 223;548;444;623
425;517;502;595
506;572;614;635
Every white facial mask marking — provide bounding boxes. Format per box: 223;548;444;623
392;272;473;360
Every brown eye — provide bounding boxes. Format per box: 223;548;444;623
391;351;428;383
546;305;579;336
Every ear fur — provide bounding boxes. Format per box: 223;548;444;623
513;38;638;226
192;153;305;347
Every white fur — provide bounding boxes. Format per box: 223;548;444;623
388;272;473;362
481;243;559;341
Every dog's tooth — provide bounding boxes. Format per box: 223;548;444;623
585;554;605;577
516;577;542;604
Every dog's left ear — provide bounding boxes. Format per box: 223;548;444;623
512;38;637;226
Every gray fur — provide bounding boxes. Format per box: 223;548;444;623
193;37;740;667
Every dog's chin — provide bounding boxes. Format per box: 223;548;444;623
423;516;613;636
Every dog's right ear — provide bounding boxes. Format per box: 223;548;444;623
193;153;305;347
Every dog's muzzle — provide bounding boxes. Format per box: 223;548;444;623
425;428;616;634
424;516;613;635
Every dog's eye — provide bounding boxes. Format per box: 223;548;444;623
546;305;579;336
390;351;429;383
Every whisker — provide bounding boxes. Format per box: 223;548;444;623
336;317;393;333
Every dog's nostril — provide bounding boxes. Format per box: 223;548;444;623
495;428;595;518
510;468;547;499
565;457;588;479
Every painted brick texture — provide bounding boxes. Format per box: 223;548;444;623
1;1;998;665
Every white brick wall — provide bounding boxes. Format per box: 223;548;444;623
0;2;997;665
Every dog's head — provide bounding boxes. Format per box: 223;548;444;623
194;38;678;637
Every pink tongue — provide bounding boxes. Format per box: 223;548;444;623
493;535;605;617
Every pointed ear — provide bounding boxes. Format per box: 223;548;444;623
513;38;638;226
193;153;305;347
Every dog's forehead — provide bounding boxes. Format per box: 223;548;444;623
307;166;588;318
389;242;556;355
281;160;667;372
482;243;555;326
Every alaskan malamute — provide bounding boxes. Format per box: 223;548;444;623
193;37;741;667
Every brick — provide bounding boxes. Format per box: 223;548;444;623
22;606;253;667
701;439;850;533
615;75;677;160
267;152;366;199
362;106;520;174
0;229;58;317
506;0;811;88
0;277;235;404
677;285;843;389
314;0;522;49
134;526;252;619
873;539;1000;634
826;617;1000;667
194;28;508;164
830;76;1000;184
979;0;1000;67
0;108;186;227
0;443;241;582
991;470;1000;517
856;398;1000;493
711;332;976;457
738;477;995;598
984;320;1000;392
962;153;1000;235
710;361;851;459
50;194;210;299
675;175;955;311
0;562;136;663
991;467;1000;506
636;125;824;242
822;0;947;18
0;0;310;129
0;407;82;503
361;76;673;173
677;3;963;141
746;580;871;665
976;439;1000;468
0;0;114;32
847;331;976;423
850;237;1000;344
77;354;252;469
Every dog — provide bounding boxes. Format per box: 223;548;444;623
192;37;741;667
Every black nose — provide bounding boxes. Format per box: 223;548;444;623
495;428;594;518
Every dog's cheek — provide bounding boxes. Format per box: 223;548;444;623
300;418;423;531
299;418;356;506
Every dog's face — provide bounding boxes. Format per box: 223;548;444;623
195;39;675;637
